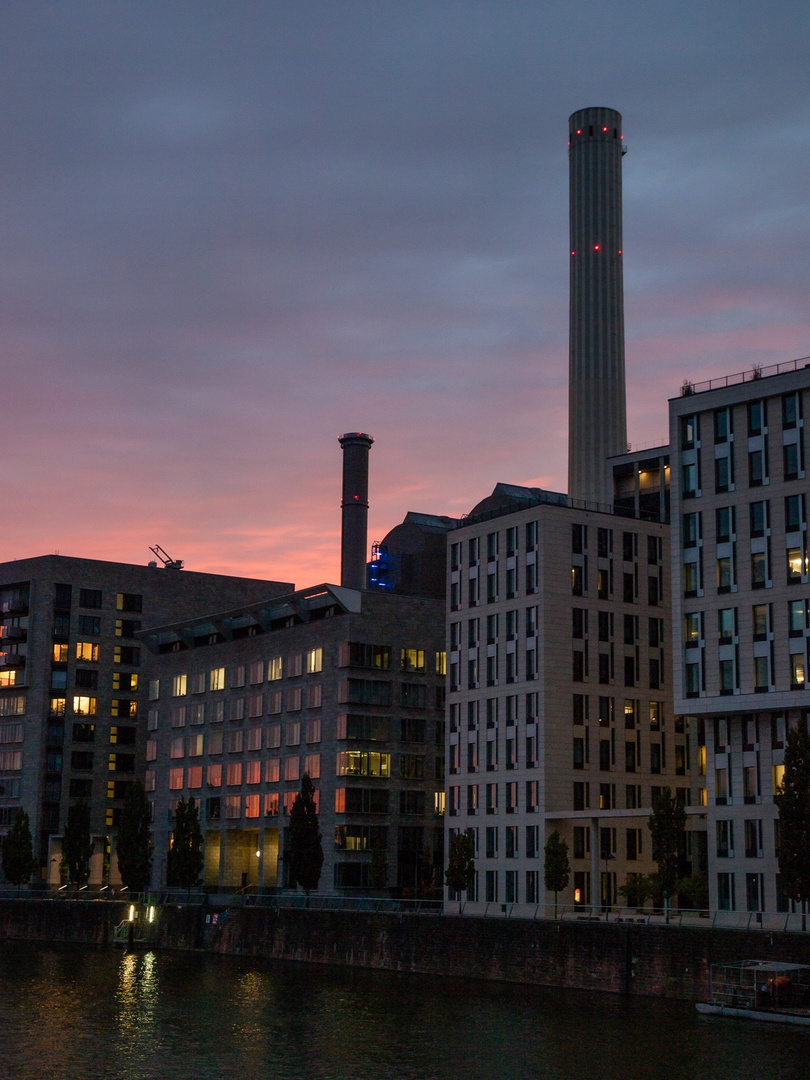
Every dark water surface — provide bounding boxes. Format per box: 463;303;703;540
0;942;807;1080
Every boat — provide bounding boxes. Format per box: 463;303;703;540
697;960;810;1026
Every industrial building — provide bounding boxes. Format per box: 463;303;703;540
141;434;451;893
444;108;702;914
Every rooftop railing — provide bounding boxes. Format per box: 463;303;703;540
681;355;810;397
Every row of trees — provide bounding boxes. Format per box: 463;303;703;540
445;737;810;915
4;728;810;908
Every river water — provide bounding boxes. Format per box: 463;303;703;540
0;943;807;1080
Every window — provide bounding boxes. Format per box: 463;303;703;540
682;512;699;548
401;648;425;672
784;443;801;481
681;414;698;449
718;872;736;911
718;607;735;643
716;555;733;592
749;449;765;487
790;653;805;688
748;399;766;436
716;506;734;543
715;455;731;493
306;648;323;674
716;820;733;858
751;551;767;589
572;566;583;596
682;561;699;596
789;600;806;635
684;612;701;645
787;547;806;582
79;589;102;609
209;667;225;691
172;674;187;697
116;593;142;613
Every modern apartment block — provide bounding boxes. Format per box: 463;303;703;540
141;585;446;893
670;357;810;916
445;482;696;913
0;555;291;884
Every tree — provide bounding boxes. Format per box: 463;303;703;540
2;808;34;888
445;832;475;898
116;780;152;892
776;720;810;922
648;787;687;918
544;830;570;917
63;800;93;889
288;773;323;899
167;797;204;892
618;872;655;910
676;871;709;912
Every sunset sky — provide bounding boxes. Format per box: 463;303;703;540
2;1;809;588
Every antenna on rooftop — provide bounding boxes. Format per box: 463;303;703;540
149;544;184;570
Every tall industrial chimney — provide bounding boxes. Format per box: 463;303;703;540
338;432;374;590
567;106;627;506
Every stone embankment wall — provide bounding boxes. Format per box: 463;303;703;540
3;898;810;1002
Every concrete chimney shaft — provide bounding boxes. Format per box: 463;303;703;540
338;432;374;590
567;106;627;507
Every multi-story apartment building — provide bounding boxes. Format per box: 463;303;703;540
671;357;810;916
141;585;446;894
0;555;290;885
445;483;695;913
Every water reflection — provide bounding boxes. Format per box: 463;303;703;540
0;943;808;1080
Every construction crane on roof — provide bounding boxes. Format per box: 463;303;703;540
149;545;184;570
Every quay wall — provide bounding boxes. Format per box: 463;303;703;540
3;899;810;1001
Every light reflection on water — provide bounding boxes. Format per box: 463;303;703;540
0;942;808;1080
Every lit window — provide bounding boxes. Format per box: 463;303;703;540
73;696;96;716
267;657;282;681
306;648;323;674
52;644;69;663
209;667;225;692
169;768;183;790
172;674;187;697
401;648;425;672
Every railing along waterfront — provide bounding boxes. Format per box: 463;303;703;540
2;887;808;932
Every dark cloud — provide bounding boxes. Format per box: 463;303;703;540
0;1;808;579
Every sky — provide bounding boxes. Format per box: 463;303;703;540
2;1;809;587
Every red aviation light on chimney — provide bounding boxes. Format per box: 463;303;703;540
594;245;600;251
576;129;581;135
602;126;607;132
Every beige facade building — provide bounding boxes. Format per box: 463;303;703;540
445;483;696;914
670;358;810;916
